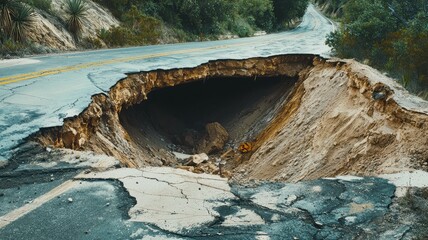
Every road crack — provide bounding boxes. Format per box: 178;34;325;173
87;73;108;93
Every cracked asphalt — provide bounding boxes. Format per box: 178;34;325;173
1;165;424;239
2;4;428;240
0;4;333;160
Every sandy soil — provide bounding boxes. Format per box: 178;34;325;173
233;58;428;182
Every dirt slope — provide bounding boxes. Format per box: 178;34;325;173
234;58;428;182
26;0;119;51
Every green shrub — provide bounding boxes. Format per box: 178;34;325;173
82;36;104;49
230;17;254;37
98;26;134;47
0;39;26;54
98;5;161;47
97;28;109;40
0;39;51;57
10;3;34;42
65;0;88;40
1;0;20;40
122;6;161;44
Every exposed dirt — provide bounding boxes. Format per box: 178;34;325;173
30;54;428;182
235;57;428;182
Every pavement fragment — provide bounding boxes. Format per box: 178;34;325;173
77;167;236;233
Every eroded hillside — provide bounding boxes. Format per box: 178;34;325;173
16;0;118;51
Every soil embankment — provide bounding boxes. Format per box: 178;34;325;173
30;54;428;181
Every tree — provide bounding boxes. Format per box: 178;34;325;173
327;0;428;94
327;0;397;60
272;0;309;27
237;0;274;31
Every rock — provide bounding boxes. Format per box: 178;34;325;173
193;167;205;174
172;152;192;160
372;91;386;100
197;122;229;154
78;138;86;147
185;153;209;166
315;221;324;227
68;198;73;203
221;170;232;178
182;129;200;147
0;160;9;169
286;195;298;206
238;142;253;153
177;166;195;172
62;127;78;149
207;162;219;172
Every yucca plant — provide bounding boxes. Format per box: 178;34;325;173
10;3;34;42
0;0;19;39
65;0;87;41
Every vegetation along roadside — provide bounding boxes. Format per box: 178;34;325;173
0;0;310;57
315;0;428;98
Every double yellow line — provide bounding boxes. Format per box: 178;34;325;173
0;41;252;86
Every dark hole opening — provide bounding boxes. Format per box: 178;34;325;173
120;75;297;154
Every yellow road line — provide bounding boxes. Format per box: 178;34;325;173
0;41;253;86
0;180;80;229
0;5;329;86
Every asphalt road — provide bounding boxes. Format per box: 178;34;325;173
0;166;421;239
1;6;427;238
0;4;335;160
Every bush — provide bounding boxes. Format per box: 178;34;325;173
82;36;104;49
98;6;161;47
0;39;53;57
229;17;254;37
92;0;310;46
65;0;88;40
237;0;274;31
0;39;26;55
10;3;35;42
98;26;134;47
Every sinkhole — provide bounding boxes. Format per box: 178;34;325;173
31;54;316;170
119;75;298;156
16;54;428;181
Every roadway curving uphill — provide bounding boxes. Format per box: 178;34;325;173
28;54;428;182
